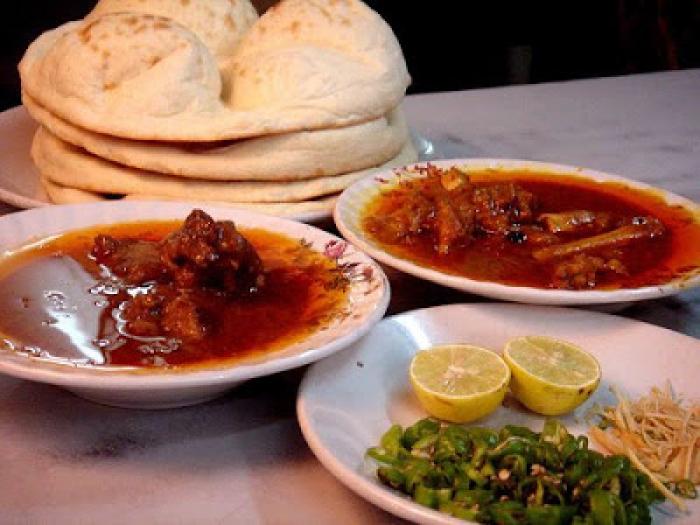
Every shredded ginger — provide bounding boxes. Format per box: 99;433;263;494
589;382;699;510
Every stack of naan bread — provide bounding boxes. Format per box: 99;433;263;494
19;0;413;217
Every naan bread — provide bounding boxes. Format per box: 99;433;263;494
19;0;410;141
227;0;409;113
24;93;408;181
32;127;418;203
21;15;223;129
41;177;340;218
41;178;104;204
87;0;258;63
87;0;258;98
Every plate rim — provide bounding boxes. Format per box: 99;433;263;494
0;200;391;390
296;302;700;525
334;157;700;305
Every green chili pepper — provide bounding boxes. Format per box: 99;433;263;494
500;425;539;442
439;500;482;520
449;505;481;521
577;435;589;450
467;427;499;447
481;461;496;478
489;437;534;460
366;447;399;466
467;465;489;487
541;419;568;447
501;454;528;478
525;504;576;525
413;484;452;509
412;432;438;452
565;460;588;487
453;488;495;506
443;424;472;455
588;489;627;525
367;420;667;524
606;476;621;496
434;430;464;462
488;500;526;525
377;467;405;490
542;480;566;506
402;418;439;447
541;441;564;471
403;457;431;493
471;443;490;469
379;424;404;457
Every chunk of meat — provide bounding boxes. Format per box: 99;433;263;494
472;183;535;234
367;166;538;254
91;235;166;283
120;289;164;338
551;254;627;289
386;190;433;240
121;285;208;342
532;218;665;262
434;198;469;255
92;209;266;346
367;166;475;252
160;209;264;294
161;292;208;342
538;210;613;234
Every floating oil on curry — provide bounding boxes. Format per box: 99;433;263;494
362;165;700;290
0;210;349;368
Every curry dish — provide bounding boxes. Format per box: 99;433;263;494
363;165;700;290
0;210;348;368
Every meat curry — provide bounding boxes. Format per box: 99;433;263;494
0;210;348;368
363;165;700;290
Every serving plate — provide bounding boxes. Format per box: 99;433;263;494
0;201;390;409
297;303;700;525
0;105;438;222
334;158;700;306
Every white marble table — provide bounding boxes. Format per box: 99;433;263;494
1;70;699;524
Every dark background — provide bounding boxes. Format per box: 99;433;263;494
2;0;698;111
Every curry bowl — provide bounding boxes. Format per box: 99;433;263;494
334;158;700;305
0;201;390;408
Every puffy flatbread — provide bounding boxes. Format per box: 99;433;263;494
41;177;340;218
19;0;410;141
86;0;259;99
87;0;258;63
23;93;408;181
32;127;418;203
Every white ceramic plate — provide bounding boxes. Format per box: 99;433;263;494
334;158;700;305
0;201;390;408
0;105;438;222
297;303;700;525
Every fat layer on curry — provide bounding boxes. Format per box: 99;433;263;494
0;210;348;367
363;165;700;290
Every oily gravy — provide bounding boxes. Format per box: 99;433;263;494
0;216;348;369
363;167;700;290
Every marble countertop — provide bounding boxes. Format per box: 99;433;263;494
1;70;699;524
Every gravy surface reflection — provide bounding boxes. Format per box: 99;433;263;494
0;215;349;369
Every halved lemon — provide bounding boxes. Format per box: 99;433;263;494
409;344;510;423
503;335;601;416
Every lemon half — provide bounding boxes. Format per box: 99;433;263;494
503;335;601;416
409;344;511;423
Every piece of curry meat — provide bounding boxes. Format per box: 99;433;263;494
91;209;265;342
367;165;666;289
